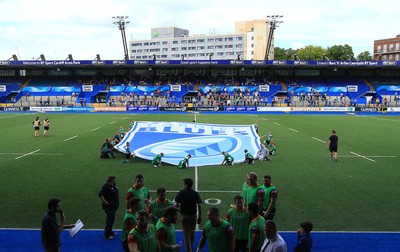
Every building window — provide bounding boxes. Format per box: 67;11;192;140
236;44;242;48
396;43;400;51
181;40;187;44
162;48;168;51
251;44;254;48
173;41;178;44
197;39;205;43
251;36;254;40
216;45;223;49
215;38;223;42
217;52;224;56
389;44;394;51
225;45;233;48
236;37;243;41
197;46;205;50
377;45;382;52
225;37;233;42
197;53;205;57
383;44;387;52
181;47;187;50
161;55;168;58
208;46;214;49
144;42;149;46
172;47;178;51
132;43;142;46
226;52;234;56
188;39;196;44
163;41;168;45
207;38;214;42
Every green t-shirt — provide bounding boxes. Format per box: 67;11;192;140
121;210;137;241
149;199;174;225
245;185;263;206
127;186;150;210
248;216;266;251
156;218;177;252
245;152;254;159
128;224;158;252
226;207;250;239
262;185;277;210
178;157;189;169
152;154;162;165
242;182;249;202
224;154;234;163
203;220;235;252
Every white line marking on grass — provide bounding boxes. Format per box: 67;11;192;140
262;118;268;120
122;117;128;119
289;128;298;132
1;152;62;156
110;121;117;124
91;127;101;131
274;122;280;125
64;135;78;142
339;155;396;158
350;151;376;162
312;137;327;143
15;149;40;159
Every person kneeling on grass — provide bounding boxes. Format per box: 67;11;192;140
100;138;116;159
244;149;255;164
121;142;135;164
152;153;164;167
221;151;234;165
178;154;192;169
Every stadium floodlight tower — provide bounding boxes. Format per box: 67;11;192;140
264;15;284;60
113;16;130;60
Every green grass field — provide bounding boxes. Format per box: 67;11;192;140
1;112;399;232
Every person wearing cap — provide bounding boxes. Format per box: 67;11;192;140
178;154;192;169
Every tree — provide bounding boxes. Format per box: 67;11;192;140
357;51;373;61
296;45;327;60
326;44;354;60
274;47;297;60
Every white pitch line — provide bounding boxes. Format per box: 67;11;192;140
64;135;78;142
122;117;128;119
110;121;117;124
312;137;327;143
274;122;280;125
262;118;268;121
350;151;376;162
1;153;62;156
91;127;101;131
289;128;298;132
15;149;40;160
339;155;397;158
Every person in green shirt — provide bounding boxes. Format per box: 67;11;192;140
121;197;141;252
221;151;234;165
129;120;135;130
125;174;151;210
152;153;164;167
244;149;255;164
178;154;191;169
149;188;174;225
247;203;266;252
127;210;160;252
156;206;182;252
121;142;135;164
119;125;126;139
226;195;250;252
261;175;278;221
197;207;235;252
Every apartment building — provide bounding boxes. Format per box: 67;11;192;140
373;35;400;61
129;20;271;60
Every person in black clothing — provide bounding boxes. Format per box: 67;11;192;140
175;178;202;252
98;175;119;239
328;130;339;162
99;138;116;159
41;198;74;252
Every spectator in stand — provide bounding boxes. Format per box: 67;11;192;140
294;221;314;252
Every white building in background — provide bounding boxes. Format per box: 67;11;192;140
129;20;272;61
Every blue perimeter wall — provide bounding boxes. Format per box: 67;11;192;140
1;229;400;252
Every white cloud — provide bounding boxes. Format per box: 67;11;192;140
0;0;399;60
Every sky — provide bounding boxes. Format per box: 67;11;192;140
0;0;398;61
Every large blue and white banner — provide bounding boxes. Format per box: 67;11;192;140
115;121;260;167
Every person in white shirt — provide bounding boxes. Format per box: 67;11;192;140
260;220;287;252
